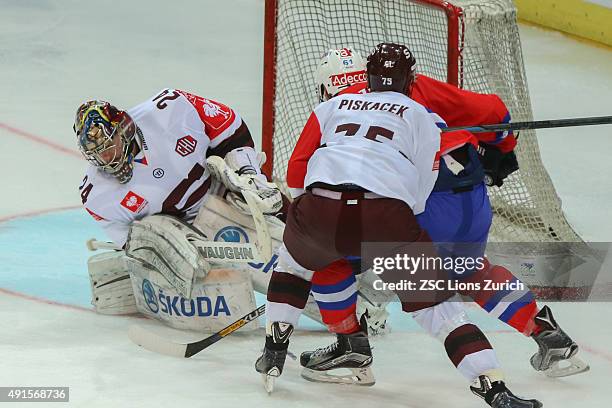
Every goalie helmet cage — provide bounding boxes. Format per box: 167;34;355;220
261;0;582;245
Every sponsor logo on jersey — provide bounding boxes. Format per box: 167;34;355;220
141;279;231;317
85;207;105;221
121;191;147;213
175;135;197;156
330;70;367;87
152;168;164;178
142;279;159;313
214;225;278;272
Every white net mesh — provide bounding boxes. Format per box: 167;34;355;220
265;0;581;244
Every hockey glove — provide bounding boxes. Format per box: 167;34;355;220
477;143;519;187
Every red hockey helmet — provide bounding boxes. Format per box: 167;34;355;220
366;43;417;95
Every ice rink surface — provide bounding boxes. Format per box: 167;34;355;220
1;0;611;407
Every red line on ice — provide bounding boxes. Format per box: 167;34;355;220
0;287;94;313
579;344;612;364
0;121;81;158
0;205;81;223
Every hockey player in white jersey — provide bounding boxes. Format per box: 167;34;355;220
74;89;286;332
75;89;280;246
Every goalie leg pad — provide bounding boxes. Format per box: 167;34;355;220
126;215;211;298
88;250;137;315
194;194;285;290
129;260;258;333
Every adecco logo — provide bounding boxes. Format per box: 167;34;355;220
338;48;353;58
330;70;367;87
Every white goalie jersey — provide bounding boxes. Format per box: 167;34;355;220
78;88;247;247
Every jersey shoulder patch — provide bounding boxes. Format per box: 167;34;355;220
176;90;236;139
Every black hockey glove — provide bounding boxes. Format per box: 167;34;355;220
477;143;519;187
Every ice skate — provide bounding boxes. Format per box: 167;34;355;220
530;306;589;377
255;322;294;393
300;316;374;386
470;374;542;408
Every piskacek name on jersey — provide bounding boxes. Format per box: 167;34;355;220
338;99;409;117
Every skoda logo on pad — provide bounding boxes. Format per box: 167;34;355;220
214;226;249;243
142;279;159;313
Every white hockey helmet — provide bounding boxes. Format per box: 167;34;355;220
315;47;367;102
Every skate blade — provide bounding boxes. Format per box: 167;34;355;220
544;355;590;378
261;366;280;394
301;366;375;386
262;373;275;394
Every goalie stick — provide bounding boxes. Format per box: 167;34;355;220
443;115;612;133
86;238;121;251
128;304;266;358
205;155;273;260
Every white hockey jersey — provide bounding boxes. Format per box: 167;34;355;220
287;91;441;214
79;88;247;246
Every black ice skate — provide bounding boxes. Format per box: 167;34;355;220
299;316;374;386
255;322;294;393
530;305;589;377
470;374;542;408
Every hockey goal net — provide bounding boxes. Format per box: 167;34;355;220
261;0;581;244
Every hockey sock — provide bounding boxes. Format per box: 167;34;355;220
444;324;501;381
311;259;359;334
459;260;540;336
266;271;312;326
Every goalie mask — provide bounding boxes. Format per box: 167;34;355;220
74;100;137;184
315;47;367;102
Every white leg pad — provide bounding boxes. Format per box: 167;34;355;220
88;250;137;315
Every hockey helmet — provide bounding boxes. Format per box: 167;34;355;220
366;43;417;95
74;100;137;184
315;47;367;102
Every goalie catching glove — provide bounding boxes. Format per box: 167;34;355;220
206;147;282;215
